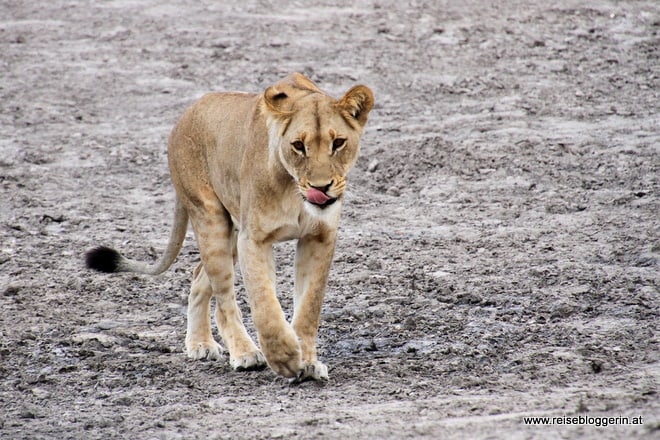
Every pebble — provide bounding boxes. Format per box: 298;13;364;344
3;283;21;296
386;186;401;196
366;259;382;270
71;333;119;348
19;407;38;419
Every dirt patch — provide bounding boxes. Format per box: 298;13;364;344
1;0;658;438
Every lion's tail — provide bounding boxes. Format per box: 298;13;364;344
85;198;188;276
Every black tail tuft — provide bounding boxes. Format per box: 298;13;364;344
85;246;122;273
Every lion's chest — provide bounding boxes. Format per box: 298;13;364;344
231;204;304;244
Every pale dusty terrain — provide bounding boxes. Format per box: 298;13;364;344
0;1;658;439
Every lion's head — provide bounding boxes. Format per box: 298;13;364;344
262;73;374;212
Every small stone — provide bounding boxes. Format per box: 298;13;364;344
386;186;400;196
71;333;119;348
19;407;37;419
403;317;417;330
367;159;379;172
635;253;657;267
3;284;21;296
455;293;482;305
550;302;576;319
366;259;382;270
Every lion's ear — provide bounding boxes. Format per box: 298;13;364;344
263;86;293;136
338;85;374;128
263;86;291;116
288;72;323;94
263;73;322;116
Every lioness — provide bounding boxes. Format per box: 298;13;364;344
86;73;374;381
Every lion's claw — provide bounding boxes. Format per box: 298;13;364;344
290;361;329;383
231;351;267;371
186;340;224;361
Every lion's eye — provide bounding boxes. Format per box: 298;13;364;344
291;141;305;154
332;138;346;152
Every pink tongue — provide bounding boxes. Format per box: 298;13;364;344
307;188;331;205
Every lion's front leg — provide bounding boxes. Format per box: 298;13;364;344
238;234;302;378
291;230;337;382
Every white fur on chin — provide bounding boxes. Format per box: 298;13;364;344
304;199;342;226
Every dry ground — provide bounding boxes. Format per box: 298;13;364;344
1;0;658;439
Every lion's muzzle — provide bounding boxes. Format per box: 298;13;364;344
305;187;338;208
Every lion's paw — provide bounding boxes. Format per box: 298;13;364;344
186;340;224;361
260;328;302;378
291;360;329;383
230;350;267;371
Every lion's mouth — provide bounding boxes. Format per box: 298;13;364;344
305;188;338;208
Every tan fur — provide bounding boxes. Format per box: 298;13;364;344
165;73;373;379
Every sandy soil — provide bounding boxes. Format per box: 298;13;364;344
1;0;658;438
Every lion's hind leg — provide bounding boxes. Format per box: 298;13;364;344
186;262;224;360
188;208;265;371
